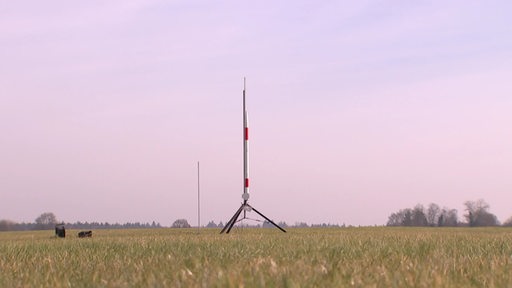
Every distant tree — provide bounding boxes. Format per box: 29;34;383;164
464;199;499;227
387;209;410;226
35;212;57;230
402;209;413;226
386;211;403;226
438;208;458;227
437;214;444;227
411;204;428;226
0;219;17;231
503;216;512;227
262;221;273;228
294;222;309;228
446;209;458;226
171;219;191;228
387;209;412;226
477;212;499;226
388;204;457;227
426;203;441;226
206;221;218;228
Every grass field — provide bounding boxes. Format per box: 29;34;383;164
1;227;512;287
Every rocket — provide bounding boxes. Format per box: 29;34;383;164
220;78;286;233
242;78;250;203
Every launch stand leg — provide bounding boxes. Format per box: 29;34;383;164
220;204;244;234
220;202;286;234
249;204;287;233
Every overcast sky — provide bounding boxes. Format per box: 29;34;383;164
1;1;511;226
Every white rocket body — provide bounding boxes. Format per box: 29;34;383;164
242;79;250;202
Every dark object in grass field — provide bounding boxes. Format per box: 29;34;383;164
55;224;65;238
78;231;92;238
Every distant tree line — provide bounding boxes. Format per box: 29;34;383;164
1;215;343;232
387;199;509;227
5;203;510;232
0;212;163;232
203;220;342;229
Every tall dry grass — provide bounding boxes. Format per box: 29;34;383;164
1;227;512;287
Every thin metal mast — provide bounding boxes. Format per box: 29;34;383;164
197;161;200;233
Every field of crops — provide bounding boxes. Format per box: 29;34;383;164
1;227;512;287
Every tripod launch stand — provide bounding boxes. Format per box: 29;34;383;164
220;200;286;233
220;79;286;234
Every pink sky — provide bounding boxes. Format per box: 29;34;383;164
1;1;511;226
